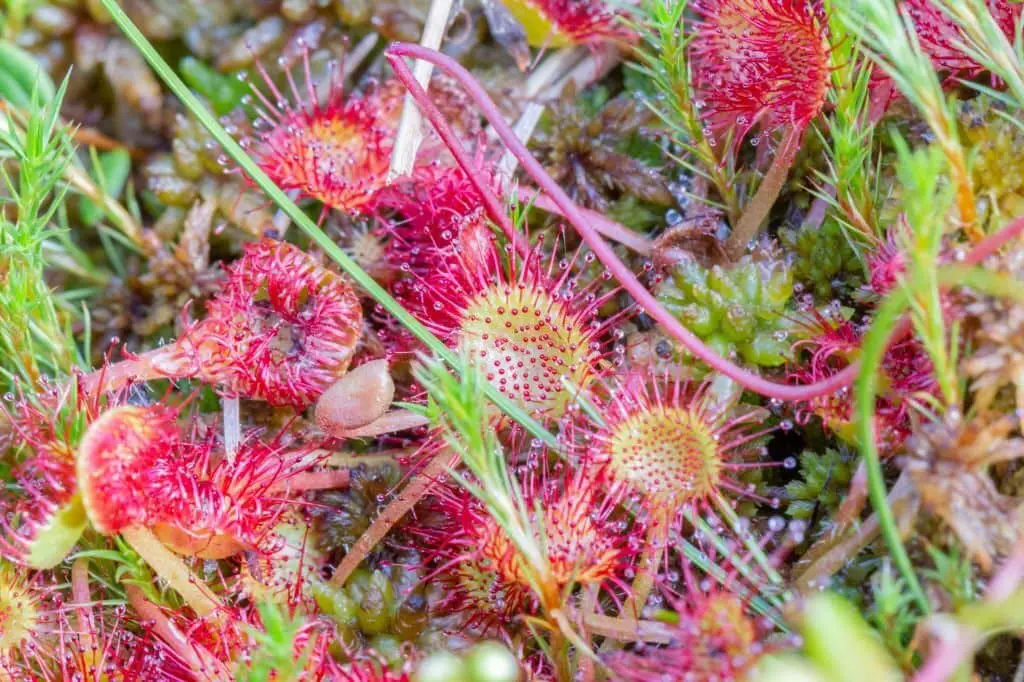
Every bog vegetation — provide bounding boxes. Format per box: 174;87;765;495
2;0;1024;680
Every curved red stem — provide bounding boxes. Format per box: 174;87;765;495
385;43;1024;403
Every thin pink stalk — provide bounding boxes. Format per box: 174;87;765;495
514;186;653;255
986;540;1024;602
388;64;528;263
71;557;92;637
385;43;1024;403
913;638;972;682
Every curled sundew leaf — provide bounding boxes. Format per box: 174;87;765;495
86;239;364;409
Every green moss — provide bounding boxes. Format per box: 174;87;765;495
781;217;864;302
960;97;1024;230
785;448;855;521
310;463;402;559
656;253;795;366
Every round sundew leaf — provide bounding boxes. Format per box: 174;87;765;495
457;284;595;419
198;239;364;409
606;404;724;503
76;405;180;536
25;494;87;570
0;570;40;654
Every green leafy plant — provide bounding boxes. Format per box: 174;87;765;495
786;448;856;521
627;0;741;222
0;76;85;393
236;602;312;682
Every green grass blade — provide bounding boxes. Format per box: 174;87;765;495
854;287;930;613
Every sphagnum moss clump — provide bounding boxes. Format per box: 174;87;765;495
6;0;1024;678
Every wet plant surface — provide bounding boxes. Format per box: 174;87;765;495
4;0;1024;680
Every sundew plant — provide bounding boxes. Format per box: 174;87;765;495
3;0;1024;679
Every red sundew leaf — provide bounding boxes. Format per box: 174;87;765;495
788;312;939;453
375;166;502;348
77;404;322;557
76;405;183;536
607;585;788;681
906;0;1022;75
196;239;363;408
247;55;396;214
581;372;774;521
51;597;180;681
690;0;832;142
86;239;363;409
864;228;908;300
379;177;624;419
409;458;639;636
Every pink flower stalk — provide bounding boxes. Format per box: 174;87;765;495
413;461;638;635
690;0;831;142
906;0;1022;76
88;239;363;409
499;0;636;48
247;51;395;215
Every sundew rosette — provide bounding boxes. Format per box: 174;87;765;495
382;176;624;421
87;239;363;409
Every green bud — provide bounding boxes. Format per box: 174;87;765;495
802;593;902;682
416;651;466;682
464;642;520;682
355;570;396;634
